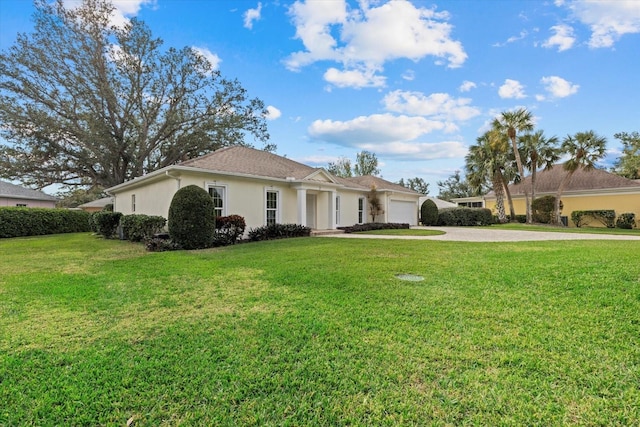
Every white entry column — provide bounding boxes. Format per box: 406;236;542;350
328;190;336;229
297;188;307;226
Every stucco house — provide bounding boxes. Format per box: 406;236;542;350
480;165;640;227
77;197;113;213
0;180;58;208
105;146;421;230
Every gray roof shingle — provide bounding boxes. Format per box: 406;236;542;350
0;180;58;201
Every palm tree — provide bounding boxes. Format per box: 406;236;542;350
498;108;534;222
554;130;607;225
466;130;511;223
519;130;560;219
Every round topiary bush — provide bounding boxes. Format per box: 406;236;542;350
168;185;215;249
420;199;439;226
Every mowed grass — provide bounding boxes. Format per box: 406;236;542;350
1;233;640;426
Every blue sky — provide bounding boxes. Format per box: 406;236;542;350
1;0;639;195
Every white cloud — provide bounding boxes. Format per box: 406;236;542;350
402;69;415;81
265;105;281;120
382;90;480;122
286;0;466;88
493;30;528;47
64;0;156;28
540;75;579;98
323;67;386;88
192;47;221;70
244;2;262;30
359;141;468;160
561;0;640;48
542;24;576;51
498;79;527;99
459;80;477;92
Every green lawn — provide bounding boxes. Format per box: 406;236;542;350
2;233;640;425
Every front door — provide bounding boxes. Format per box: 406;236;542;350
306;194;316;229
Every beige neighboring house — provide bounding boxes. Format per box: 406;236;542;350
77;197;114;213
105;146;421;230
0;180;58;208
479;165;640;227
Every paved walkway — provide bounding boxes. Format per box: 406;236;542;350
317;226;640;242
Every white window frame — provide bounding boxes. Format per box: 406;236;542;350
335;195;340;225
265;189;280;225
207;184;228;218
131;194;136;213
358;197;365;224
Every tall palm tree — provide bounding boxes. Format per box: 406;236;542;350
519;130;560;219
466;130;511;223
498;108;534;221
554;130;607;225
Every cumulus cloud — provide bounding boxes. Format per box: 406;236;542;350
359;141;468;160
286;0;466;88
539;76;579;99
498;79;526;99
244;2;262;29
324;67;386;88
64;0;156;28
265;106;281;120
561;0;640;48
459;80;477;92
382;91;480;123
542;24;576;51
192;47;221;70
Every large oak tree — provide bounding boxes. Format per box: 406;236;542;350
0;0;269;189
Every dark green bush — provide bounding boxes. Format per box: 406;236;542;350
0;207;93;238
145;236;181;252
248;223;311;241
339;222;410;233
92;211;123;238
437;207;493;226
121;214;167;242
532;196;559;224
420;199;439;226
213;214;246;246
168;185;215;249
571;210;615;228
615;212;636;229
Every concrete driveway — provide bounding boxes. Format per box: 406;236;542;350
318;226;640;242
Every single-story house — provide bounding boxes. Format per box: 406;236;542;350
77;197;113;213
105;146;421;230
475;165;640;227
0;180;58;208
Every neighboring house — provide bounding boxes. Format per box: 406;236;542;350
482;165;640;227
0;180;58;208
105;146;421;230
77;197;113;213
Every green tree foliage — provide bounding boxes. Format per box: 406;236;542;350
436;170;477;201
397;177;429;195
367;186;384;222
0;0;269;189
354;150;380;176
327;157;353;178
612;131;640;179
55;187;106;208
168;185;216;249
420;199;438;225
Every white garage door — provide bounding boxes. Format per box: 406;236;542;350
389;200;417;225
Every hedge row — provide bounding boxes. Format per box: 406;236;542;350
248;223;311;241
0;207;93;238
437;207;493;226
339;222;410;233
571;210;636;229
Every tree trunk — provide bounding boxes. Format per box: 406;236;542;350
530;168;537;222
493;172;507;223
502;174;516;221
555;173;572;226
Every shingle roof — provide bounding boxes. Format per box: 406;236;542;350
496;165;640;197
77;197;113;209
179;145;318;180
0;180;58;201
343;175;419;194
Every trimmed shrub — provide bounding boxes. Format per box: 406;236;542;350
532;196;559;224
168;185;215;249
0;207;93;238
615;212;636;229
121;214;167;242
339;222;410;233
420;199;439;226
92;211;123;238
571;210;615;228
213;214;246;246
248;223;311;241
145;236;181;252
437;207;493;226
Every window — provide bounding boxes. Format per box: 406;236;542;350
266;190;278;225
358;197;365;223
131;194;136;212
16;203;27;207
335;196;340;225
208;185;226;218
